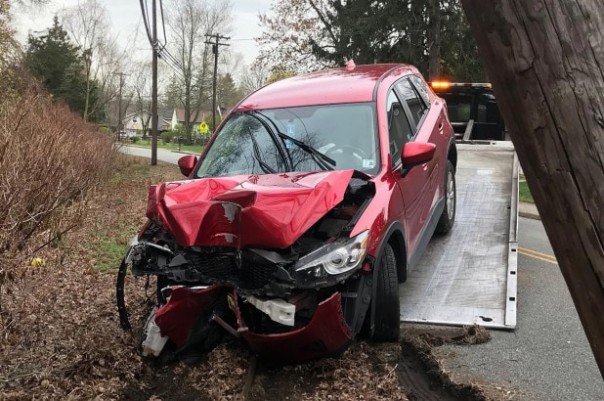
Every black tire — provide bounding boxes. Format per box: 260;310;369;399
435;160;456;235
371;244;400;342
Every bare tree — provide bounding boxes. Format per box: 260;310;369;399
461;0;604;378
257;0;329;72
164;0;232;142
130;61;152;136
60;0;133;123
240;56;271;94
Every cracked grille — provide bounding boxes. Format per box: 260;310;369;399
185;251;277;289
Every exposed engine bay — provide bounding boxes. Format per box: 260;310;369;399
116;170;376;364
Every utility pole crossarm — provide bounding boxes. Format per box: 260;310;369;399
204;33;230;133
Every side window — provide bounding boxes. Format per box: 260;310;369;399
409;75;430;106
396;78;428;129
387;90;413;167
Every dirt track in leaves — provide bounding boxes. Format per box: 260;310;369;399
0;156;519;401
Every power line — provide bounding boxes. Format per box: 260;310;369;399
138;0;153;45
159;0;167;47
157;45;182;70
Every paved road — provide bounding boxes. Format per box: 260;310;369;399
442;217;604;400
120;145;193;165
121;145;603;398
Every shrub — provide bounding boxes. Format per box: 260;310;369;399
161;130;176;144
0;74;114;274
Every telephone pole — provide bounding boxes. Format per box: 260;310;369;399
114;72;128;141
139;0;159;165
204;33;230;132
151;0;158;166
461;0;604;378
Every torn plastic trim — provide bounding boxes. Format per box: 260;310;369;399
142;307;169;357
243;295;296;326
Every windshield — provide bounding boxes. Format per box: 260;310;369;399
196;103;380;178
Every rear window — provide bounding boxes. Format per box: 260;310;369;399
442;93;472;122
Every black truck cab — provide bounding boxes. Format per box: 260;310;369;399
431;81;506;141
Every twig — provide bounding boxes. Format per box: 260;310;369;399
241;355;258;400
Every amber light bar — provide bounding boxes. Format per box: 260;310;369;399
430;81;493;90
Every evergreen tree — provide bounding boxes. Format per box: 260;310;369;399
217;73;245;110
25;16;104;121
259;0;486;81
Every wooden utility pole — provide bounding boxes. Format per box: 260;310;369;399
151;0;158;166
204;33;230;132
139;0;158;165
460;0;604;378
114;72;128;140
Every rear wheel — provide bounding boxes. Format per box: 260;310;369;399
435;160;456;235
371;244;400;342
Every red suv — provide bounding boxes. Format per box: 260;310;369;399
117;63;456;364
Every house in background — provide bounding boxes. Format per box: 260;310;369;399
171;109;209;133
122;108;173;137
123;112;150;135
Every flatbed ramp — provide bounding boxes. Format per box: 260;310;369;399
400;142;518;329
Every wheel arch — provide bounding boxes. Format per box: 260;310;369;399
373;221;407;283
447;139;457;172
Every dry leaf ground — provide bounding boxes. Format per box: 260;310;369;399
0;155;514;401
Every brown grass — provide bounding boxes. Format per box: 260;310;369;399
0;79;113;275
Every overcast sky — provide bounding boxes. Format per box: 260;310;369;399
12;0;272;70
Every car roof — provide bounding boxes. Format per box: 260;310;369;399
237;64;419;110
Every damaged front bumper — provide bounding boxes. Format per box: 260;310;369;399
116;228;374;364
116;170;376;364
139;285;352;364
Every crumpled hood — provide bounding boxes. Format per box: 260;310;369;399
146;170;356;249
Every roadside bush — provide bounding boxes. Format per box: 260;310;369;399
161;129;176;143
0;74;114;274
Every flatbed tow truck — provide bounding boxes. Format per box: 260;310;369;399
401;82;518;329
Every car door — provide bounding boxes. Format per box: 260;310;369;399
386;87;424;255
393;77;440;256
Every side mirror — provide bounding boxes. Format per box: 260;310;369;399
401;142;436;170
177;155;198;177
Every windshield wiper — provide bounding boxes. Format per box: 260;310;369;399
277;132;336;171
245;110;336;171
247;127;276;174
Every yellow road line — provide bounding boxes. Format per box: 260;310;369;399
518;247;558;265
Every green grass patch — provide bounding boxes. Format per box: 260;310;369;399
130;163;151;176
519;177;534;203
130;139;204;154
92;224;138;273
110;159;151;184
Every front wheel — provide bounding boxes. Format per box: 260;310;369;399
435;161;456;235
371;244;400;342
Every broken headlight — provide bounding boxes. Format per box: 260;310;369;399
293;231;369;287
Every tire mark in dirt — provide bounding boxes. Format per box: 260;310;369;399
398;325;495;401
398;344;459;401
